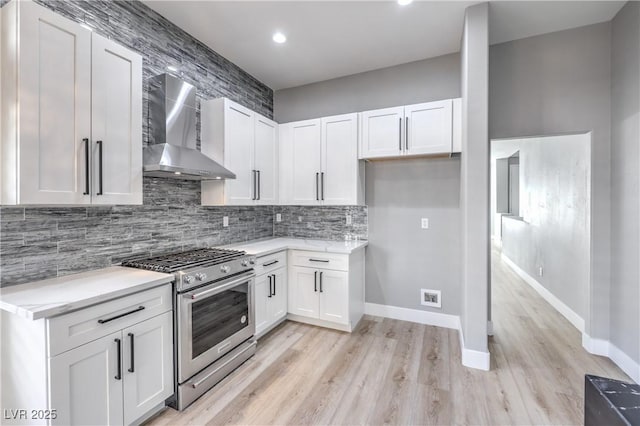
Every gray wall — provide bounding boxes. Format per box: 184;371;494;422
366;158;462;315
610;1;640;366
459;2;490;354
499;134;591;321
489;21;612;340
274;53;460;123
273;48;463;316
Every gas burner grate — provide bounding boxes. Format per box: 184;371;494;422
121;248;246;273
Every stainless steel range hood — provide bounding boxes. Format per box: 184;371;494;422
144;73;235;180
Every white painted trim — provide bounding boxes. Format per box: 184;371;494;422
501;254;585;332
582;333;640;384
364;303;490;371
458;323;491;371
364;303;459;329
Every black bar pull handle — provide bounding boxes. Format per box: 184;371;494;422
309;258;329;263
98;306;145;324
96;140;103;195
83;138;90;195
314;271;318;292
405;117;409;150
273;274;276;296
268;275;272;298
315;173;319;201
320;271;324;293
398;117;402;151
257;170;261;200
263;260;279;267
321;172;325;201
128;333;135;373
252;170;256;200
114;338;122;380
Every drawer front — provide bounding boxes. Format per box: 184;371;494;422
48;284;172;357
254;250;287;276
289;250;349;271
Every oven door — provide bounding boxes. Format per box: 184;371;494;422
177;271;255;383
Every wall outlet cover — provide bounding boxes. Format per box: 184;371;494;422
538;266;544;277
276;213;282;222
421;218;429;229
346;215;352;225
421;289;441;308
223;216;229;227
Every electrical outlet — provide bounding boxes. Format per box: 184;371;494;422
421;218;429;229
276;213;282;222
298;216;302;222
223;216;229;227
538;266;544;277
346;215;352;225
421;289;441;308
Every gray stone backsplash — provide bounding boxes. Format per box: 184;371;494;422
273;206;368;241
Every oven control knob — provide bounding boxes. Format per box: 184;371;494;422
195;273;207;281
184;275;195;284
220;265;230;274
241;260;249;267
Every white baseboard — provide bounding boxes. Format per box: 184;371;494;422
501;254;585;332
364;302;459;329
364;302;490;371
458;324;491;371
582;333;640;384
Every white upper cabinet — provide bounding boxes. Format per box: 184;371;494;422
359;106;405;159
91;34;143;205
359;98;461;159
201;98;278;205
280;113;363;205
1;0;143;205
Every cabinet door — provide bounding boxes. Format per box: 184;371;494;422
50;331;124;426
91;34;142;205
290;120;322;205
318;270;350;325
18;0;92;204
254;115;278;205
321;113;359;205
405;100;453;156
359;106;404;159
254;274;270;336
269;267;288;322
224;101;255;205
122;311;173;425
288;266;320;318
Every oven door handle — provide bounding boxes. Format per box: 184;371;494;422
184;272;255;300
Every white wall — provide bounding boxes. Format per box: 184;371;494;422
498;134;591;323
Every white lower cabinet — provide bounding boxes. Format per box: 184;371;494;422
287;249;365;332
1;284;174;426
50;310;173;426
50;331;124;426
254;251;288;338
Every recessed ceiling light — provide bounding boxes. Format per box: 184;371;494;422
174;171;181;175
272;32;287;44
397;0;413;5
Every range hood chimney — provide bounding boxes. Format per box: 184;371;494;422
143;73;235;180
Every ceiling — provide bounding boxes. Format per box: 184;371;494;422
142;1;625;91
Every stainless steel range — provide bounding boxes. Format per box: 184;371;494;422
122;248;257;410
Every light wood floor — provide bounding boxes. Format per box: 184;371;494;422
149;248;630;425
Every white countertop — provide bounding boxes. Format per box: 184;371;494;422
0;267;174;320
227;237;368;257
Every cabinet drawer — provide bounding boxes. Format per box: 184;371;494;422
254;250;287;276
289;250;348;271
48;284;172;357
